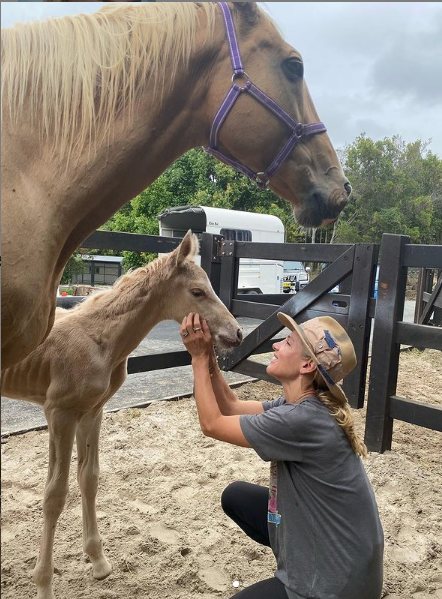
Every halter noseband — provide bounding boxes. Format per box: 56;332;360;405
204;2;327;189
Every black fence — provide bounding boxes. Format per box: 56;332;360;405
209;238;377;411
414;267;442;326
58;230;441;453
364;235;442;451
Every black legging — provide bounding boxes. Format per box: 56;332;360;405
221;481;289;599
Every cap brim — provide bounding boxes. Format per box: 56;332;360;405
277;312;349;404
277;312;317;362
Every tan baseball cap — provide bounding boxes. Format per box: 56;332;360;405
277;312;357;404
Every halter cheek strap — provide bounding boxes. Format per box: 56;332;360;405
204;2;327;189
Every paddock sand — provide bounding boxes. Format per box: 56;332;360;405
1;349;441;599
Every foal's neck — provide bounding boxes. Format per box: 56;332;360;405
81;268;168;364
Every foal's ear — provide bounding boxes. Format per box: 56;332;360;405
175;230;199;266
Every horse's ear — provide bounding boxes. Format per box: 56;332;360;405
232;2;259;25
175;230;199;266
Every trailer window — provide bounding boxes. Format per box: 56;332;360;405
220;229;252;242
169;229;203;239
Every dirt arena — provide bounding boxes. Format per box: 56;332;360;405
1;349;441;599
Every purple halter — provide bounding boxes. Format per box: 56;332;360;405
204;2;327;189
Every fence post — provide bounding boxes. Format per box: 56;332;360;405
365;234;410;452
344;244;377;408
200;233;223;296
414;268;434;323
419;271;442;325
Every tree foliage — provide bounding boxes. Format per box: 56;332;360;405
335;135;442;244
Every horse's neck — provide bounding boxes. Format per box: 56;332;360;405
82;277;167;365
35;77;209;273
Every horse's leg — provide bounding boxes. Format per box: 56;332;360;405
32;408;77;599
76;408;112;580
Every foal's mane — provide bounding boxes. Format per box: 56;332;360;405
70;235;200;318
72;251;174;316
1;2;216;155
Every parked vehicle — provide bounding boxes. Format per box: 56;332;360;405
282;260;310;293
158;205;285;294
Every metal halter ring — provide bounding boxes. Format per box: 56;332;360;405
255;172;269;188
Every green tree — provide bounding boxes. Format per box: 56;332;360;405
335;135;442;244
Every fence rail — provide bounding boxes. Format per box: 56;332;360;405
56;230;442;453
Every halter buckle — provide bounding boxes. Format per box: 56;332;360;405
255;172;269;189
295;123;304;137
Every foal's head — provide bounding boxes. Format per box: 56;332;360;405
164;232;242;349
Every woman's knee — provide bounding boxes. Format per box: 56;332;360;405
231;577;289;598
221;481;245;515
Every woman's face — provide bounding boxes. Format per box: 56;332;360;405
267;332;307;381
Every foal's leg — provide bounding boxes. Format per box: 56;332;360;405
76;408;112;580
32;407;77;599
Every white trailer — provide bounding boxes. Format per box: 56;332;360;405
158;205;284;294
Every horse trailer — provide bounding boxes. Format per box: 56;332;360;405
158;205;285;294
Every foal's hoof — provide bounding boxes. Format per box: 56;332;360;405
92;556;112;580
36;590;55;599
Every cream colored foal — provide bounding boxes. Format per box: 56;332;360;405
1;232;242;599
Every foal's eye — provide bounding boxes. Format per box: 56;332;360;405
282;58;304;81
191;288;205;298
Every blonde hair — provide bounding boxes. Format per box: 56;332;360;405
313;372;367;458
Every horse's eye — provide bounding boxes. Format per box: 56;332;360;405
191;289;205;298
282;58;304;81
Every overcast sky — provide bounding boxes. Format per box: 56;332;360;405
2;2;441;157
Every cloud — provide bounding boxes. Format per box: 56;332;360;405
369;10;442;107
311;91;390;151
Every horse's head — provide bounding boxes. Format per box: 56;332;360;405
206;2;350;228
164;231;243;349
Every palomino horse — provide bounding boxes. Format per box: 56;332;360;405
1;2;351;369
1;232;242;599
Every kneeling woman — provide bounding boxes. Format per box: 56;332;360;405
180;311;383;599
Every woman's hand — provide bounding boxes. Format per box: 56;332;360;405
180;313;213;360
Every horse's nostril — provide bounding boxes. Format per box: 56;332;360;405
236;329;243;343
344;182;352;197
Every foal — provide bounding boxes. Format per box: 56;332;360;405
1;232;242;599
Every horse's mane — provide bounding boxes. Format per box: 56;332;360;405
1;2;216;155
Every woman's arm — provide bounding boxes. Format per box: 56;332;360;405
191;356;250;447
180;313;255;446
208;349;264;416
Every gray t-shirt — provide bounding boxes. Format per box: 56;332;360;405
240;395;384;599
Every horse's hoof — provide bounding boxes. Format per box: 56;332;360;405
92;557;112;580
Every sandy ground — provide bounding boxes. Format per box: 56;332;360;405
1;349;441;599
